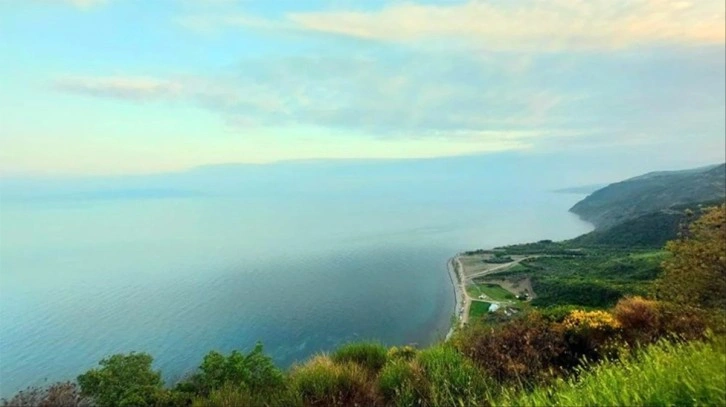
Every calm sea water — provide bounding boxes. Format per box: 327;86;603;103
0;159;593;395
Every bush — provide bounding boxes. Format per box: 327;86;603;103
561;310;622;363
377;359;428;407
455;313;567;385
416;345;491;406
656;204;726;309
614;297;709;345
496;338;726;406
331;342;388;373
183;342;284;395
290;355;376;407
613;296;661;344
77;352;165;407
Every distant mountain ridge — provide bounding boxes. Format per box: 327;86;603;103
570;163;726;229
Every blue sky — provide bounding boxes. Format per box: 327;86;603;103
1;0;724;175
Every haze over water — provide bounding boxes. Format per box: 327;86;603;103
0;156;593;395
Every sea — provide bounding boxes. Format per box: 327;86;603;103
0;156;593;396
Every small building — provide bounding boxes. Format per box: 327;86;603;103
488;303;500;313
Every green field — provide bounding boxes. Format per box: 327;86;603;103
467;283;516;302
469;301;492;318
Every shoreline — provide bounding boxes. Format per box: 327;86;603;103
445;255;466;340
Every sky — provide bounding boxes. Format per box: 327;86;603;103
0;0;724;176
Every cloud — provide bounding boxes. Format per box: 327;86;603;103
52;76;184;101
185;0;724;51
51;43;724;153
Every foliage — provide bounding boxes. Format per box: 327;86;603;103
562;310;621;331
571;210;686;248
490;248;663;308
330;342;388;373
531;280;624;308
289;355;376;407
415;345;491;407
495;338;726;407
76;352;164;407
181;342;284;397
561;310;622;362
190;383;300;407
454;312;568;384
483;255;513;264
656;204;726;309
377;359;428;407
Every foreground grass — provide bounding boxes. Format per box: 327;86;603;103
496;338;726;407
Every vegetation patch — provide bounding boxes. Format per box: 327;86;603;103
467;283;516;302
469;301;493;318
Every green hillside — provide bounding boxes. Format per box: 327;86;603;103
570;163;725;229
571;199;725;248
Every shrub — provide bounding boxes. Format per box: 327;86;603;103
656;204;726;309
184;342;284;395
614;296;709;345
77;352;165;407
613;296;661;344
331;342;388;373
377;359;428;407
455;313;567;385
416;345;492;406
290;355;376;407
561;310;622;363
656;302;709;341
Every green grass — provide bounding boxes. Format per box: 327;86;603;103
467;283;516;302
416;345;492;406
495;339;726;407
469;301;492;318
331;341;388;372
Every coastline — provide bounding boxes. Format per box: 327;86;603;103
445;255;465;341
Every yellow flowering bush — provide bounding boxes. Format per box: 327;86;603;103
563;310;621;331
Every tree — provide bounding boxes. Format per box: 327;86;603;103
655;204;726;309
186;342;284;395
77;353;164;407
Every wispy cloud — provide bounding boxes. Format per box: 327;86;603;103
183;0;724;51
49;42;724;153
52;76;183;101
